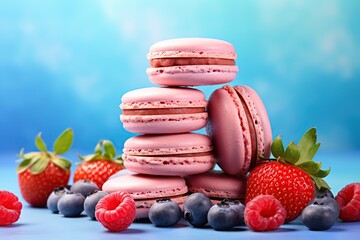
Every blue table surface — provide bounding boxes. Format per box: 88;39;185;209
1;150;359;240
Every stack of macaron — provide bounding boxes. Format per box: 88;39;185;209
103;38;272;218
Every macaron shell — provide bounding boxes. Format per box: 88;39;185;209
123;154;215;176
120;87;208;134
120;113;207;134
147;38;237;59
102;174;188;200
123;133;213;155
120;87;207;109
185;170;246;199
206;86;252;176
123;133;215;176
146;65;238;86
234;85;272;161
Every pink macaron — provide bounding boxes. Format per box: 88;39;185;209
120;87;208;134
185;170;246;203
102;172;188;219
146;38;238;86
123;133;215;176
207;85;272;176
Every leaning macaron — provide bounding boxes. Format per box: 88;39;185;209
123;133;215;176
185;170;246;204
102;172;188;219
120;87;208;134
207;85;272;176
146;38;238;86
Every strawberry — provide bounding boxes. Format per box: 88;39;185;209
17;129;73;207
245;128;331;223
74;140;123;189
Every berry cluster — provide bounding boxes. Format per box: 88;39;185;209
148;193;246;231
148;182;360;232
46;180;102;217
45;180;136;232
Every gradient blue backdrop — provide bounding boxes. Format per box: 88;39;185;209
1;0;359;160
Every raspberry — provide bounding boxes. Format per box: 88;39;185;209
244;195;286;231
335;182;360;222
95;191;136;232
0;190;23;226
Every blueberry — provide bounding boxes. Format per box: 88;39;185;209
57;192;85;217
149;198;182;227
221;199;245;225
47;186;70;213
70;180;99;197
207;203;238;231
301;199;338;230
84;190;108;220
310;194;339;217
315;188;334;198
184;193;212;227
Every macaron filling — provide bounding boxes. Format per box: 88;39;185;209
150;58;235;67
122;107;206;115
127;151;213;158
234;88;258;168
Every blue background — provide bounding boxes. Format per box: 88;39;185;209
1;0;360;159
1;1;360;238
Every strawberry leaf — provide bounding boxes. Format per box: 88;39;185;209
17;158;32;173
297;128;319;165
53;128;74;155
312;176;331;190
35;132;47;152
52;157;72;170
283;142;300;164
18;148;25;159
16;155;39;173
271;135;284;158
312;167;331;178
82;154;98;162
23;152;39;159
94;141;102;155
103;140;116;159
297;161;321;175
114;156;123;166
78;139;119;163
78;154;84;161
30;156;50;175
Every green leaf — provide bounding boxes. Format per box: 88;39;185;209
17;158;32;173
82;154;98;162
103;140;116;159
16;156;39;173
77;154;85;161
23;152;39;159
271;135;284;158
298;128;319;164
30;156;50;175
53;128;74;155
18;148;25;159
35;132;47;152
94;141;102;155
312;167;331;178
52;157;72;170
114;156;123;166
297;161;321;175
283;142;300;164
312;176;331;190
